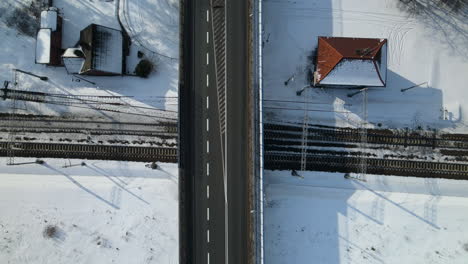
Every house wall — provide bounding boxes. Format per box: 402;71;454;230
49;15;63;66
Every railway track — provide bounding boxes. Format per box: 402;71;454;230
0;142;177;163
264;123;468;179
264;153;468;179
0;116;178;137
0;113;177;126
264;123;468;150
0;126;177;138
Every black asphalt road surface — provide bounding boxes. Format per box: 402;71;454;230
225;0;249;263
180;0;249;263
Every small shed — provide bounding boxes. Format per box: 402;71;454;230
69;24;123;76
62;48;86;74
35;9;63;66
314;37;387;87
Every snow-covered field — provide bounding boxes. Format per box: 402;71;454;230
263;0;468;133
264;171;468;264
0;158;178;263
0;0;179;122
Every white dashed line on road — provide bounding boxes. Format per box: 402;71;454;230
207;163;209;176
206;96;209;109
207;32;209;44
208;252;210;264
206;118;209;132
206;52;209;65
206;74;209;87
207;229;210;243
207;185;210;199
206;140;210;153
207;207;210;221
206;10;209;22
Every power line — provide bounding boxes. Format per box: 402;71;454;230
263;106;351;113
263;98;351;105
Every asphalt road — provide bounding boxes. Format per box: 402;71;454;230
180;0;226;263
225;0;249;263
180;0;249;263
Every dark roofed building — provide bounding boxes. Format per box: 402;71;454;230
314;37;388;87
74;24;123;76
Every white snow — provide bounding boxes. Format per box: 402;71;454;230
263;1;468;262
35;29;51;64
0;158;179;263
40;10;58;31
0;1;180;262
0;0;179;122
264;170;468;264
263;0;468;132
320;59;383;86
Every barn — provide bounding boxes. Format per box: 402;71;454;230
313;37;388;87
63;24;123;76
35;9;63;66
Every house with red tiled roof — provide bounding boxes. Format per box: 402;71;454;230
313;37;387;87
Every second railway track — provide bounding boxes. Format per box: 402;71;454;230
264;123;468;150
264;123;468;179
0;142;177;163
265;153;468;179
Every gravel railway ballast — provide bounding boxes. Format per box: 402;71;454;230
0;142;177;163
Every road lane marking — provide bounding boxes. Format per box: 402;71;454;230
207;185;210;199
206;96;209;109
207;140;209;153
207;229;210;243
207;32;209;44
207;207;210;221
206;74;209;87
206;10;209;22
207;163;209;176
206;52;209;65
208;252;210;264
206;118;209;131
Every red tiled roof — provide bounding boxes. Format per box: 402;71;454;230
315;37;387;84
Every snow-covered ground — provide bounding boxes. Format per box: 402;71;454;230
263;0;468;133
262;1;468;262
0;1;179;263
0;0;179;122
264;171;468;264
0;158;178;263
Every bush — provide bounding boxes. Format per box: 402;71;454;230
43;225;57;238
135;59;154;78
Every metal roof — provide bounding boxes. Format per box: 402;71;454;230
315;37;387;86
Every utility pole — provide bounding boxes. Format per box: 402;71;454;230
300;86;309;176
347;86;367;98
62;161;86;168
401;82;427;92
358;88;368;181
7;71;20;165
2;81;9;100
14;69;48;81
7;159;44;166
284;73;295;86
